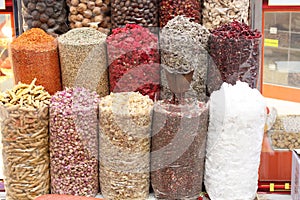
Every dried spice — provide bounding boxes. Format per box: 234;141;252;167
67;0;111;34
159;0;201;27
111;0;158;28
107;24;160;100
208;21;262;89
0;79;51;200
202;0;249;29
99;92;153;200
21;0;68;35
50;87;99;196
160;16;210;102
11;28;62;95
151;99;208;199
58;28;109;97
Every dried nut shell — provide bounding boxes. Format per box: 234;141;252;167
82;18;91;26
47;18;56;27
76;14;84;21
45;7;54;16
40;13;49;23
32;20;42;28
94;15;103;22
69;14;77;22
87;1;95;10
36;2;47;12
74;21;83;28
95;0;103;6
70;6;78;15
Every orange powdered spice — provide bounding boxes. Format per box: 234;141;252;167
11;28;62;94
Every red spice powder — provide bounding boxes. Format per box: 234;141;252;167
107;24;160;100
11;28;62;94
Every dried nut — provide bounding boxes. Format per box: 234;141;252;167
70;6;78;15
47;18;56;27
40;13;49;23
76;14;84;21
95;0;103;6
75;21;83;28
71;0;79;6
77;3;87;13
92;7;101;15
83;10;93;19
87;1;95;10
69;14;77;22
82;18;91;26
94;15;103;22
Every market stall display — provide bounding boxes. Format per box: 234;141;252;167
0;79;51;200
107;24;160;100
67;0;111;34
208;21;262;89
160;16;210;102
159;0;201;27
21;0;68;35
151;99;208;199
35;194;104;200
202;0;249;29
204;81;266;200
49;87;99;196
10;28;62;95
99;92;153;200
111;0;158;28
58;28;109;97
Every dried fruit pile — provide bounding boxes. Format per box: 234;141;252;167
50;87;99;196
208;21;262;89
107;24;160;100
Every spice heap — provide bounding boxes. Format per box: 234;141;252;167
21;0;68;35
159;0;201;27
58;28;109;97
107;24;160;100
160;16;210;101
111;0;158;28
208;21;262;89
204;81;266;200
0;79;51;200
50;87;99;196
67;0;111;34
99;92;153;200
151;99;208;199
202;0;249;29
11;28;62;95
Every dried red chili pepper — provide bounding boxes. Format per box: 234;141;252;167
107;24;160;100
208;21;262;89
159;0;201;27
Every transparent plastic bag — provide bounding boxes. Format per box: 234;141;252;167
159;16;210;102
159;0;201;27
58;28;109;97
204;81;266;200
0;104;50;200
208;21;262;89
111;0;158;28
151;99;208;200
49;87;99;197
202;0;249;29
67;0;111;34
107;24;160;100
10;28;62;95
99;92;153;200
21;0;68;35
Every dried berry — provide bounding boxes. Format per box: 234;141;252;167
107;24;160;100
208;21;262;89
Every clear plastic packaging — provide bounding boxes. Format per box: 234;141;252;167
151;99;208;200
0;80;51;200
208;21;262;89
58;28;109;97
107;24;160;100
67;0;111;34
10;28;62;95
202;0;249;29
159;16;210;102
159;0;201;27
49;87;99;197
111;0;158;28
99;92;153;200
21;0;68;35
